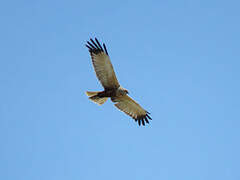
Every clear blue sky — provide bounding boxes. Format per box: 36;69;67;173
1;0;240;180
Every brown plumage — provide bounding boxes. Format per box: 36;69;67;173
85;38;152;126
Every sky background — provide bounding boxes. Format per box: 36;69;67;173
1;0;240;180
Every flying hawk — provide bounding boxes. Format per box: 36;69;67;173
85;38;152;126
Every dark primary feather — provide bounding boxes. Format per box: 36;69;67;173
86;38;109;55
103;43;108;55
90;38;100;49
134;112;152;126
95;38;104;51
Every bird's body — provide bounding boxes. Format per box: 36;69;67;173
85;38;152;126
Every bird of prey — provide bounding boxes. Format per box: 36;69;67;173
85;38;152;126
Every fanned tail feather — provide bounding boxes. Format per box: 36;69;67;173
85;91;108;105
86;91;99;97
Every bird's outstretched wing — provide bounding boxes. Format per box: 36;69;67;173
113;95;152;126
86;38;120;89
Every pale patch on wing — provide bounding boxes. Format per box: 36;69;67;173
86;38;120;89
91;52;120;89
113;95;152;126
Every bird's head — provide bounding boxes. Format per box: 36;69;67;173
119;87;129;95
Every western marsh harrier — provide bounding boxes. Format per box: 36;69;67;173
85;38;152;126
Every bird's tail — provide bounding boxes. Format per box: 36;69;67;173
85;91;108;105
